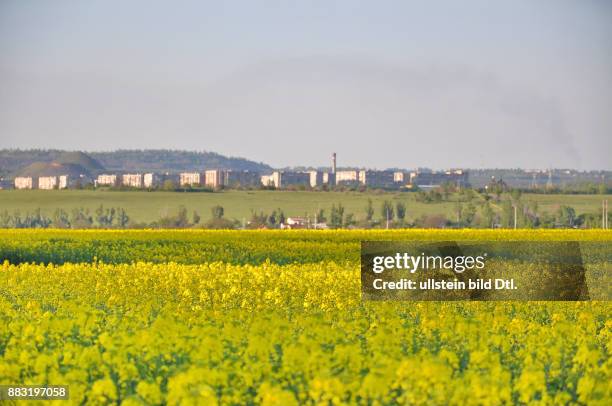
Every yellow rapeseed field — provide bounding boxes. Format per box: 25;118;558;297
0;230;610;405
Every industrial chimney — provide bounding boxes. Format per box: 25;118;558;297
331;152;337;174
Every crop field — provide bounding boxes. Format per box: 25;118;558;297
0;190;606;224
0;230;610;405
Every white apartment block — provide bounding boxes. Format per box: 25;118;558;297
38;176;59;190
59;175;69;189
143;173;158;188
97;174;118;186
335;170;360;184
179;172;201;186
14;177;37;190
204;169;224;188
260;171;310;189
309;171;324;188
122;173;144;188
261;172;281;188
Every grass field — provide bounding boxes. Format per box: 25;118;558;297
0;189;606;224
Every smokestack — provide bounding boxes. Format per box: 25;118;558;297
332;152;336;174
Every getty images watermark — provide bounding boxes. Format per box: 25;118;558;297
361;241;610;301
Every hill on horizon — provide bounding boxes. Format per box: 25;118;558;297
0;149;271;178
1;150;105;179
54;151;105;173
89;150;271;173
15;161;95;179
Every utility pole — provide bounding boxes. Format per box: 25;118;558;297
386;208;389;230
604;200;609;229
514;205;517;229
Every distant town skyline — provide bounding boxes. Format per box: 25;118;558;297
1;1;611;170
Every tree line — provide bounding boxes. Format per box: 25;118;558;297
0;196;609;229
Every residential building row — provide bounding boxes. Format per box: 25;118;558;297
14;175;75;190
11;169;470;190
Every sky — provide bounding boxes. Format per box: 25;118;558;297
0;0;611;170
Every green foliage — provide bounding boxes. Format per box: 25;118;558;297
396;201;406;221
556;205;577;228
381;200;394;222
211;205;224;219
365;198;374;221
329;203;345;229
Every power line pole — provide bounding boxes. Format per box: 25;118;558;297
514;205;517;229
386;208;389;230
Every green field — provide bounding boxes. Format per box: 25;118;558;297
0;189;606;224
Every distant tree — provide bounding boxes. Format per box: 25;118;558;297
95;205;116;227
578;212;604;229
277;209;286;225
381;201;394;222
440;182;453;200
329;203;345;229
463;202;477;226
510;188;522;202
454;201;463;224
316;208;326;223
116;208;130;228
12;210;23;228
0;210;11;228
267;210;278;227
52;209;71;229
501;199;514;228
70;207;93;229
344;212;355;228
464;188;476;203
21;209;51;228
396;201;406;221
494;187;503;201
162;180;176;191
430;190;443;203
481;201;495;228
365;199;374;222
192;210;201;225
247;210;268;229
598;183;608;195
203;208;237;228
211;205;224;220
556;205;577;228
175;206;189;227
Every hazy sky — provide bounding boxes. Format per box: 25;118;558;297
1;0;611;170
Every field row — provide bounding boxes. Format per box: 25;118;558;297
1;229;610;265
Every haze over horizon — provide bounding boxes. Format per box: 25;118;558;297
1;1;611;170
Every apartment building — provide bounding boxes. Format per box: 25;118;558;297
97;174;118;186
122;174;144;188
179;172;202;187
